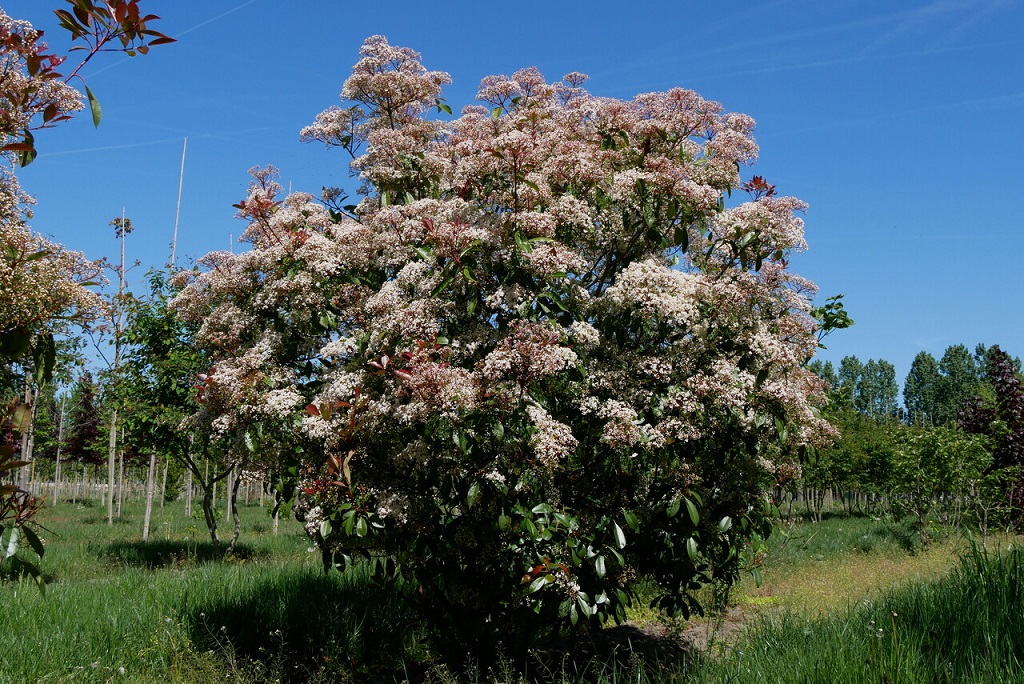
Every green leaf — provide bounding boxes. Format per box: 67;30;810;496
612;522;626;549
531;503;554;515
607;546;624;565
498;514;511;531
3;527;20;560
11;403;31;433
527;575;549;594
522;517;537;538
467;482;480;509
85;85;102;127
16;130;36;167
666;498;681;518
354;516;368;537
430;273;455;297
686;537;698;561
623;510;639;531
319;519;332;538
576;594;592;619
685;498;700;526
35;333;56;385
718;516;733;532
594;555;606;579
751;566;764;587
20;525;44;559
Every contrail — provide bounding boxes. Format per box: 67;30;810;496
41;137;183;156
175;0;262;39
86;0;262;77
40;127;276;157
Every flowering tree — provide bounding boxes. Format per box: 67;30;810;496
1;0;171;581
173;36;834;655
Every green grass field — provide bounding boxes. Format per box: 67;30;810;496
2;500;1023;683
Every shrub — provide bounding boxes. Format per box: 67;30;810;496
172;36;833;658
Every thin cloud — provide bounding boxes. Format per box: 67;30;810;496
697;37;1022;82
594;1;1015;95
775;91;1024;135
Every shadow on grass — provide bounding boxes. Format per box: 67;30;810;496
101;539;271;569
520;623;699;683
185;568;703;683
0;555;56;586
184;569;422;682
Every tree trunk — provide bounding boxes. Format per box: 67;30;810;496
201;481;221;555
226;470;242;555
272;487;282;536
51;394;66;505
142;451;157;541
160;460;168;508
18;381;31;489
106;408;117;525
23;385;39;488
184;435;194;517
116;441;125;517
223;466;233;524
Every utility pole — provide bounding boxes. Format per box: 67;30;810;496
107;209;132;525
170;138;187;269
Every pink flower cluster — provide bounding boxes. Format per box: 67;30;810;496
172;36;834;544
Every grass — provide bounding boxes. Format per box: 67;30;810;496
741;515;964;616
2;501;1023;682
703;542;1024;683
0;499;426;683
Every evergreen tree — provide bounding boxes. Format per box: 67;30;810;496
65;372;104;466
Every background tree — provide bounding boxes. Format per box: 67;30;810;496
904;351;940;425
119;270;237;551
834;355;898;420
64;372;104;468
857;358;899;420
835;355;864;410
807;359;837;391
961;345;1024;522
887;425;991;544
935;344;983;425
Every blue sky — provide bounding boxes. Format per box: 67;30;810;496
6;0;1024;389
